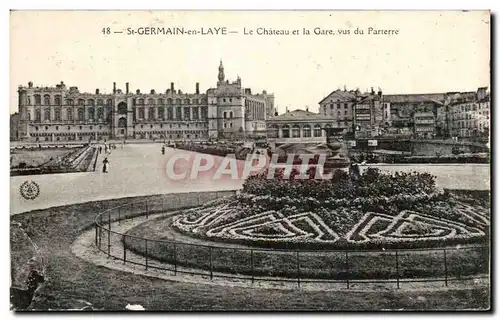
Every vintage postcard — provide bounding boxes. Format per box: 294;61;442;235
9;10;490;311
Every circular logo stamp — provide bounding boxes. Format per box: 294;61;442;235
20;180;40;200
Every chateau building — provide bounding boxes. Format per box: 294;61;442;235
16;61;274;142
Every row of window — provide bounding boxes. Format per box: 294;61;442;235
329;103;349;109
27;95;114;106
281;127;323;138
452;113;490;121
452;103;490;112
25;95;217;106
134;98;208;105
26;106;209;122
31;133;206;142
33;122;209;131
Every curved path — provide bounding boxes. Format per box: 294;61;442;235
72;210;489;292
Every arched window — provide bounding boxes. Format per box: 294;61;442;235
88;99;95;106
193;99;199;105
118;117;127;127
66;99;74;106
138;98;144;105
148;98;155;105
97;99;103;106
282;125;290;138
158;107;165;119
223;112;227;119
27;112;31;121
167;98;173;105
139;107;145;119
268;125;278;138
201;107;207;119
55;95;62;106
88;107;95;119
34;95;41;105
184;107;190;120
292;125;300;138
97;108;104;120
44;108;50;121
55;108;61;121
303;125;311;138
176;98;181;105
313;124;322;137
176;107;182;119
106;99;112;106
43;95;51;105
167;107;173;120
229;112;233;119
66;108;73;121
118;103;127;114
78;108;85;121
158;98;164;105
148;108;155;120
27;97;31;105
35;110;41;121
192;107;199;120
184;99;190;104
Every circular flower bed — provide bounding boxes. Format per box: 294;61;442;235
172;168;489;250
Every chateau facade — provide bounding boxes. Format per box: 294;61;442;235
16;61;274;142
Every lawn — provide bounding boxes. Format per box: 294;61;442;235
10;148;75;168
11;194;491;311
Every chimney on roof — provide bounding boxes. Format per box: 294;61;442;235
28;81;33;88
136;89;140;94
378;88;382;97
95;89;100;95
151;89;155;94
113;82;116;94
126;82;129;94
306;106;309;112
196;82;200;94
171;82;174;92
371;87;375;95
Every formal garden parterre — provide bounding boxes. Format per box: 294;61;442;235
122;168;490;281
170;168;489;250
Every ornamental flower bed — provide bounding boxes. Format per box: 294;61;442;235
171;169;489;250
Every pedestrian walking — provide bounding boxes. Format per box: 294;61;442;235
102;158;109;173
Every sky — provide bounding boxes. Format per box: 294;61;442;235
9;10;490;115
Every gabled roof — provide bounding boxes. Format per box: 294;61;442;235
318;89;358;105
269;109;333;121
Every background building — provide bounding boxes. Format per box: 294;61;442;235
266;108;336;147
16;62;274;142
448;87;490;138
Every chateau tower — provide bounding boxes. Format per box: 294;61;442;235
218;60;225;84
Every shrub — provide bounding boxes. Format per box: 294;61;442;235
243;167;438;201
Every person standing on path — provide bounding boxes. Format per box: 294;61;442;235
102;158;109;173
